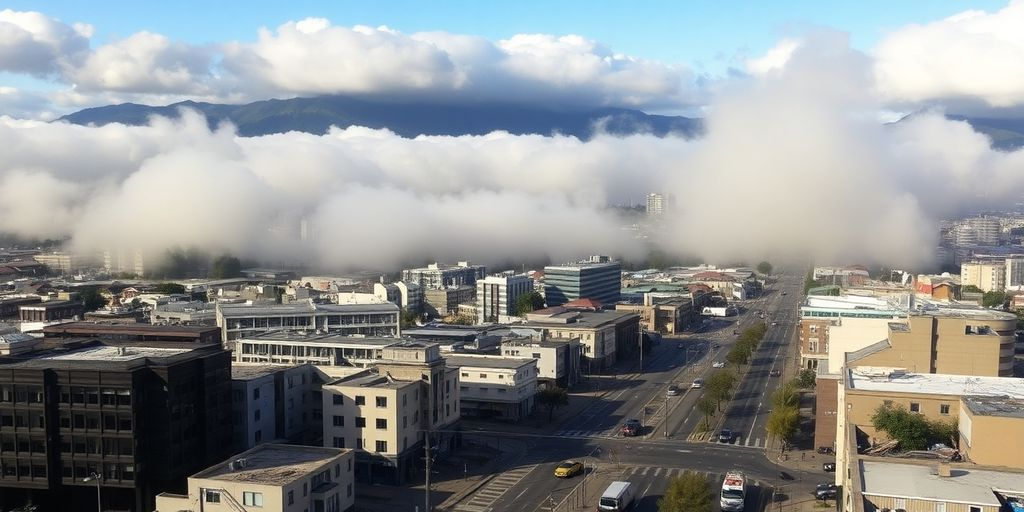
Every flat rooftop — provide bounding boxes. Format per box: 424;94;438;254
962;396;1024;418
245;331;402;347
232;364;302;381
330;373;415;389
847;367;1024;399
194;444;348;486
860;460;1024;506
38;345;192;362
443;354;535;369
42;322;219;336
218;302;398;316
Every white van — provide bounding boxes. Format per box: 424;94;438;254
598;481;635;511
692;378;704;389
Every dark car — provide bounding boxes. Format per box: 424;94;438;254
621;419;642;437
733;329;739;335
815;484;838;500
823;463;836;472
718;429;734;443
769;369;782;377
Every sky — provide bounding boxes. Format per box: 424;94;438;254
3;1;1024;272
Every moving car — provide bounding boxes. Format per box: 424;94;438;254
823;462;836;472
713;361;725;368
667;385;680;396
771;321;779;326
718;429;734;443
599;481;636;512
769;369;782;377
720;471;746;511
620;418;641;437
554;460;583;478
692;378;704;389
815;484;838;500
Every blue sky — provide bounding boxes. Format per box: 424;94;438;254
12;0;1006;70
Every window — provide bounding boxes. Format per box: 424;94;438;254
332;416;344;427
403;416;407;428
332;437;345;448
204;490;221;503
909;402;920;413
461;372;468;377
254;409;261;422
355;417;366;428
934;502;946;512
332;394;343;405
376;440;387;452
253;388;260;400
255;430;262;442
970;507;983;512
243;491;264;507
347;483;353;497
335;464;340;477
288;491;295;505
376;418;387;430
940;404;950;415
479;373;487;378
355;396;365;406
375;396;387;408
356;438;363;450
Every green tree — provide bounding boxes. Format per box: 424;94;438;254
756;261;773;275
706;371;737;411
771;382;799;410
795;368;817;389
153;282;186;295
536;386;569;422
982;290;1008;308
401;308;420;328
961;284;983;294
210;254;242;279
870;403;931;451
659;472;713;512
696;396;717;431
726;345;751;369
514;291;545;316
766;406;799;453
78;288;107;312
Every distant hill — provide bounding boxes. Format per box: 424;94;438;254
57;96;704;140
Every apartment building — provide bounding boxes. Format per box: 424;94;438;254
646;193;664;216
525;308;639;371
233;331;402;367
231;363;324;453
18;300;84;323
373;281;423;314
401;262;486;290
544;256;622;307
0;340;234;512
216;301;400;345
155;444;355;512
476;272;533;324
151;300;218;325
961;260;1006;292
423;286;475;318
32;252;94;274
444;354;538;421
321;342;460;485
501;337;581;388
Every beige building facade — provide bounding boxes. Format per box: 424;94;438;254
960;261;1006;292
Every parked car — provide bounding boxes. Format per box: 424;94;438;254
667;385;680;397
713;361;726;368
781;292;788;295
554;460;583;478
815;484;838;500
691;378;704;389
822;463;836;472
718;429;734;443
677;343;685;349
769;369;781;377
621;419;642;437
771;321;779;326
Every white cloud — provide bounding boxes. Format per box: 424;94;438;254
68;31;215;94
0;9;89;76
746;38;800;75
874;1;1024;108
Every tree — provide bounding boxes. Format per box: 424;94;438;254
982;290;1008;308
401;308;420;328
210;254;242;278
706;371;737;411
515;291;545;316
766;406;799;453
78;288;107;312
961;284;983;294
696;396;716;431
870;403;932;451
771;382;799;410
756;261;773;275
726;345;750;369
659;472;713;512
536;386;569;422
153;282;186;295
796;368;816;389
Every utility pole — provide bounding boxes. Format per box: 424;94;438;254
638;328;643;373
665;391;670;437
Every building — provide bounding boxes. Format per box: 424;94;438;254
615;294;694;334
231;364;324;453
18;300;84;324
41;322;221;344
961;260;1006;292
423;286;475;318
0;340;234;512
524;308;640;371
373;282;423;314
151;300;218;325
953;216;1001;246
32;252;94;274
443;354;538;421
401;262;486;290
914;274;959;301
544;256;622;307
476;272;533;324
0;297;41;320
233;331;403;367
501;337;581;388
646;193;664;216
1006;257;1024;288
154;444;355;512
216;301;401;345
321;343;460;485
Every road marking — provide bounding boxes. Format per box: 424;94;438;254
655;467;663;476
675;449;692;453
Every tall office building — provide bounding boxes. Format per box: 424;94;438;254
646;193;665;216
544;256;622;307
476;273;533;324
401;262;486;289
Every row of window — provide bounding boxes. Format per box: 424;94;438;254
885;400;951;415
0;461;137;481
60;436;135;457
332;437;391;453
0;411;45;429
333;394;392;407
0;386;44;404
59;413;133;432
58;388;133;407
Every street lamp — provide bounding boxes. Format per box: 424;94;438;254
82;472;102;512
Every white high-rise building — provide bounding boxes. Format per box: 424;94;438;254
476;272;533;324
646;193;665;216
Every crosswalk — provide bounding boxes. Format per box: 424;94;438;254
616;465;762;488
453;464;537;512
708;436;767;448
554;427;620;439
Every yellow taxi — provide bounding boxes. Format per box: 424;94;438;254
554;460;583;478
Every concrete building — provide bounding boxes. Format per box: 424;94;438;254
321;343;460;485
914;274;959;301
423;286;475;318
524;308;640;372
32;252;94;274
0;341;234;512
960;260;1006;292
231;364;324;453
41;322;221;344
0;297;42;320
216;301;401;345
615;294;694;335
501;337;581;388
151;300;218;325
544;256;622;307
18;300;84;324
373;282;423;314
953;216;1001;246
476;272;533;324
401;262;486;290
646;193;664;216
154;444;355;512
1006;257;1024;288
444;354;538;421
233;332;402;367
